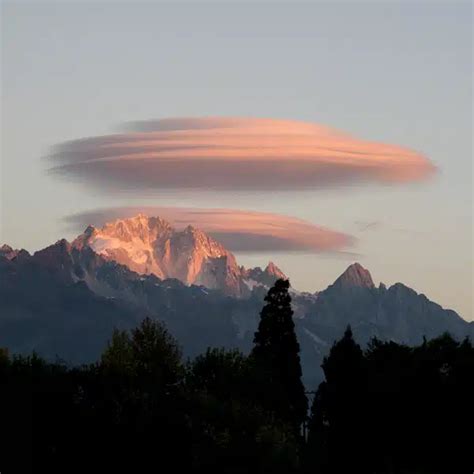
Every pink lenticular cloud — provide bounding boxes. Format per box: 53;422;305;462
63;207;354;253
49;117;435;192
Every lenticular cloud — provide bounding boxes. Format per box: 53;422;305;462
63;207;354;253
48;117;435;192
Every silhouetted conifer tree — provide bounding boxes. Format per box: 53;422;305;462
308;325;368;473
252;279;307;431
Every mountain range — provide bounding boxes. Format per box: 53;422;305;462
1;215;472;387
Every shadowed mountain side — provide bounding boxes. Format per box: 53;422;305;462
0;243;256;364
302;267;472;348
0;241;471;388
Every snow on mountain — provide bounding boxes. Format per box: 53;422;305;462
73;214;287;297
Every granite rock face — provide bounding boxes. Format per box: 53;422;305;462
72;214;287;297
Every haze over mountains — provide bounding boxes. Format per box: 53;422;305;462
1;215;472;385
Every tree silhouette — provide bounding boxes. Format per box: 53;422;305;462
130;316;183;387
101;328;134;375
252;279;307;431
101;318;182;383
308;325;368;473
2;316;472;474
99;317;188;472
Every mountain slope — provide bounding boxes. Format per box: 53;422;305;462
0;244;30;261
0;247;139;362
72;214;285;297
0;240;256;363
301;263;472;347
0;224;472;387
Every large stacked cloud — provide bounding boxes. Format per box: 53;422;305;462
63;207;354;253
48;117;435;192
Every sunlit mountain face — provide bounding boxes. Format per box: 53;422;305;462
72;213;288;297
63;206;354;253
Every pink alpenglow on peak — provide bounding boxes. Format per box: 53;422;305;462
265;262;287;281
331;262;375;290
48;117;436;193
64;207;354;254
0;244;30;261
72;214;291;297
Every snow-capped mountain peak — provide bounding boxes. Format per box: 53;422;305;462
72;214;284;297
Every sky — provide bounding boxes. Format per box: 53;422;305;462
1;1;472;320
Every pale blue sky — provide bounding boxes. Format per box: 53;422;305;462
1;1;472;319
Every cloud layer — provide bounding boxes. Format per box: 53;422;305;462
64;207;354;253
48;117;435;192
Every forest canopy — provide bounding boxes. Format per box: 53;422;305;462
1;280;472;474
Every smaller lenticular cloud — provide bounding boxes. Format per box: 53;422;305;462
63;207;354;253
48;117;435;193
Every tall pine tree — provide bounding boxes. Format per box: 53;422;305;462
251;279;307;431
307;325;368;473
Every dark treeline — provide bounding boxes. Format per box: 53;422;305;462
1;279;473;474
